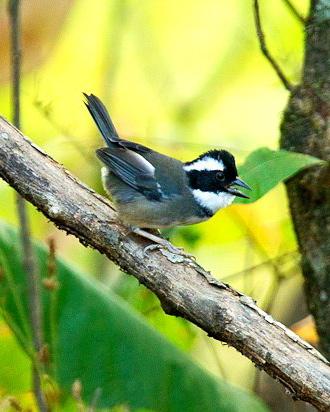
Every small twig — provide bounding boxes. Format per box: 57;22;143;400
282;0;305;24
203;334;227;379
223;250;299;281
229;209;286;284
44;237;59;379
253;0;294;92
46;237;57;278
8;1;47;411
33;98;94;162
88;387;102;412
72;380;85;412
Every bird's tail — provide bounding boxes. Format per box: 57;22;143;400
83;93;119;145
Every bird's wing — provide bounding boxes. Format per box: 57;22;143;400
85;93;162;199
96;147;162;200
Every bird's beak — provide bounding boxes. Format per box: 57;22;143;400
227;178;251;199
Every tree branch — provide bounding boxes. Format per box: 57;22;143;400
0;118;329;410
282;0;306;25
253;0;294;92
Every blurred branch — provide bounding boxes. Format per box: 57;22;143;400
8;0;20;129
203;334;227;379
45;238;59;379
229;209;285;287
0;119;329;410
103;0;129;101
224;250;299;281
282;0;305;24
33;98;94;162
253;0;294;92
8;1;47;411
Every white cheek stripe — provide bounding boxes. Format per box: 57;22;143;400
192;189;234;213
184;157;224;172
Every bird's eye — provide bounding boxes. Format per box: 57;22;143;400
216;171;225;182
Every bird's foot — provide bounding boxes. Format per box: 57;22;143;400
143;242;195;260
130;227;194;260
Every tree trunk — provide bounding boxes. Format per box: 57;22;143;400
280;0;330;358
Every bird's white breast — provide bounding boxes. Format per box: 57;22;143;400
192;189;234;213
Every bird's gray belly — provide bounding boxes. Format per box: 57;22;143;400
101;167;209;228
117;197;207;228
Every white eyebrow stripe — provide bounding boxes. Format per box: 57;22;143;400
183;157;224;172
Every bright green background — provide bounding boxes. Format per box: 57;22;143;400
0;1;314;410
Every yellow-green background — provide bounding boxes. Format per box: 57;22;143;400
0;0;311;409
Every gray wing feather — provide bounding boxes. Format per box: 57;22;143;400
96;148;161;200
85;93;162;200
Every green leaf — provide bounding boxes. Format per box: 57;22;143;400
235;148;324;204
0;320;31;394
0;223;267;412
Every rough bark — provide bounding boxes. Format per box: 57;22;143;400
280;1;330;358
0;118;329;410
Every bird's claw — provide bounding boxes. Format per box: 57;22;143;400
143;243;195;260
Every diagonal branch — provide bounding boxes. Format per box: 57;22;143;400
253;0;294;92
0;117;329;410
282;0;306;24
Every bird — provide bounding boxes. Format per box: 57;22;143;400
84;93;251;256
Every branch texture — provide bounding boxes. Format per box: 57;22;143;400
280;0;330;359
0;118;329;410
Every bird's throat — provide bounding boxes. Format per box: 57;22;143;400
191;189;235;214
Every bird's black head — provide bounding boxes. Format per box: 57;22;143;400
184;150;251;200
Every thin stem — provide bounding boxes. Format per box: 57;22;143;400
229;209;284;280
253;0;294;92
47;238;59;380
282;0;305;24
0;249;32;345
88;387;102;412
0;307;34;360
223;250;298;281
33;99;94;162
15;198;44;352
8;1;47;410
203;334;227;379
253;276;281;395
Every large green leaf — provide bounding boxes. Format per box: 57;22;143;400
0;223;267;411
235;148;324;204
0;320;31;394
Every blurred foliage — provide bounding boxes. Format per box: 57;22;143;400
0;223;267;411
0;0;313;410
